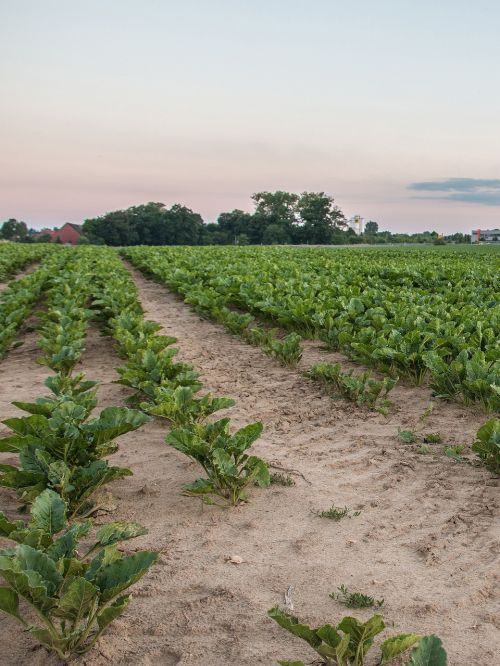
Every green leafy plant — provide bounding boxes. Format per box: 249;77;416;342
270;332;303;368
398;430;417;444
115;347;201;404
270;472;296;486
0;395;150;516
0;489;157;660
166;418;270;505
443;444;465;461
472;418;500;474
313;505;361;521
330;585;384;609
406;635;447;665
423;433;442;444
306;362;397;412
268;606;422;665
416;445;432;455
143;385;235;427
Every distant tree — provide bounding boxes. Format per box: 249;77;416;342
297;192;346;244
236;233;249;245
82;202;204;246
262;223;291;245
0;219;28;242
34;233;52;243
164;204;204;245
365;220;379;234
217;210;253;242
251;191;299;243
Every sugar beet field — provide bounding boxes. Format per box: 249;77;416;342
0;243;498;666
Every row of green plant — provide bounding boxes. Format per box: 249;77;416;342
0;251;151;515
182;286;305;367
306;362;397;414
89;250;271;506
0;252;158;660
0;251;68;359
0;250;158;659
0;243;53;282
121;245;499;410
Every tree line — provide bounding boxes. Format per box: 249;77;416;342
1;191;471;245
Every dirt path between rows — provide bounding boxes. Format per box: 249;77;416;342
0;266;498;666
0;261;41;293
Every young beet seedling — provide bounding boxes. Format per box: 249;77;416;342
0;489;158;661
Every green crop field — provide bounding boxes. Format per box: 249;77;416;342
0;242;498;664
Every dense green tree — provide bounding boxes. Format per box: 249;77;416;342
82;202;203;246
217;210;253;242
296;192;346;244
0;218;28;241
364;220;379;234
262;223;291;245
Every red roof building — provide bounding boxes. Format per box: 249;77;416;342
37;223;82;245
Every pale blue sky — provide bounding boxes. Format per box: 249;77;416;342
1;0;499;232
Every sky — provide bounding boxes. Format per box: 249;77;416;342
1;1;500;233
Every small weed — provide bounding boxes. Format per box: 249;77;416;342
398;429;417;443
313;504;361;520
423;432;442;444
419;401;434;423
270;472;296;486
444;444;466;462
330;584;384;609
416;445;432;455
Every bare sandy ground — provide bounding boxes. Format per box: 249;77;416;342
0;266;498;665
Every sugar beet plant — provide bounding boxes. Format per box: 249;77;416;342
167;419;270;505
0;489;157;660
0;375;150;516
306;362;397;413
268;606;447;666
472;417;500;475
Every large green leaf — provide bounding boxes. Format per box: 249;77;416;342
46;522;92;561
232;422;264;452
95;521;148;547
92;550;158;602
54;577;98;621
0;554;54;610
96;594;130;633
82;407;151;444
381;633;422;663
0;588;24;625
13;544;63;596
267;606;322;650
0;513;25;538
31;489;67;535
406;635;447;666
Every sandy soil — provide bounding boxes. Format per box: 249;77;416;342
0;265;498;666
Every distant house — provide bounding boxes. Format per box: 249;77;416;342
470;229;500;243
36;223;82;245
